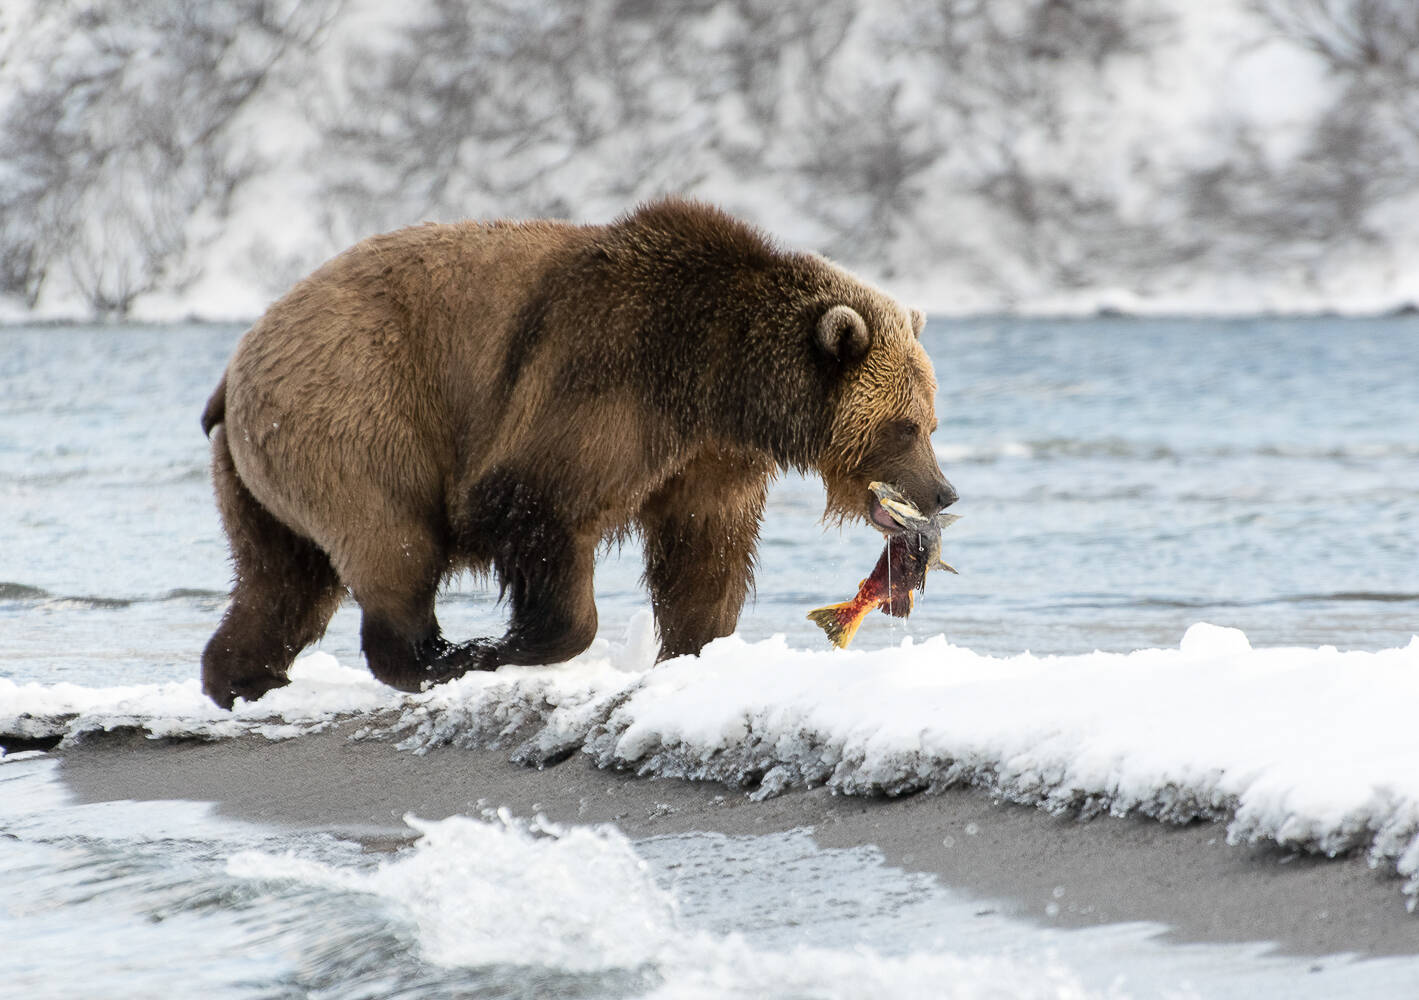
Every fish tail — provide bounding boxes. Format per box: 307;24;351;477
806;601;867;649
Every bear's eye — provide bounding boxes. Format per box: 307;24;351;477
890;419;919;444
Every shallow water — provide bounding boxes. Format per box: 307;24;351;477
2;318;1416;687
4;755;1418;999
2;318;1417;995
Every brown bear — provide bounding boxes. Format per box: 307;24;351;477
199;199;956;708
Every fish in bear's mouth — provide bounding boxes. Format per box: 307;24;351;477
806;481;961;648
867;481;942;535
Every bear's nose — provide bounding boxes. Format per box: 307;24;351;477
935;481;959;511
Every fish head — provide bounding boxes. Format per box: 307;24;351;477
868;483;962;536
869;481;930;533
932;512;961;574
881;505;961;587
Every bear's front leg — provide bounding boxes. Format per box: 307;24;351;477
639;451;771;660
359;614;497;692
360;527;600;691
490;529;600;668
354;490;598;686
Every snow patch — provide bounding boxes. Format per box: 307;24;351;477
0;652;402;745
7;625;1419;908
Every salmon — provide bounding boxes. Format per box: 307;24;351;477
807;483;959;648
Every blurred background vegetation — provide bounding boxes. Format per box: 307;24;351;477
3;0;1417;318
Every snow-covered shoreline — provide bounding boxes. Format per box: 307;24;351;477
7;620;1418;910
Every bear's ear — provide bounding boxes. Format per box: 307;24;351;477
910;308;925;338
816;305;870;363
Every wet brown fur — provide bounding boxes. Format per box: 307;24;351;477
200;198;953;708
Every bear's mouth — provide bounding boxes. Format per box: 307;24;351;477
868;494;905;534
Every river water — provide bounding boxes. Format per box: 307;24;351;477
2;317;1417;996
3;317;1416;685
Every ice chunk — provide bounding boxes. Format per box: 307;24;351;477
1179;622;1252;658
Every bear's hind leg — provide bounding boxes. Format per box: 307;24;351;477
203;427;344;709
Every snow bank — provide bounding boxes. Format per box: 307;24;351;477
6;621;1419;907
0;652;400;743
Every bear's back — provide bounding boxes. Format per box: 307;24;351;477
219;219;596;541
229;219;587;404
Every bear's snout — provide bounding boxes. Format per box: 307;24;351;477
907;474;956;519
933;479;959;513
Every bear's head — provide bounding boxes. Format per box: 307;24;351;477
605;198;955;532
812;296;957;533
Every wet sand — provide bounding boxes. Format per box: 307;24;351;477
51;723;1419;959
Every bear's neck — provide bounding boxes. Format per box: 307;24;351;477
625;251;835;475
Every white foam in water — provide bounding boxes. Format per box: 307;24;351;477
216;814;611;971
9;750;1416;998
0;756;374;1000
234;812;677;973
229;812;1112;999
7;623;1419;907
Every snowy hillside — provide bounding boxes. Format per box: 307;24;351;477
3;0;1419;320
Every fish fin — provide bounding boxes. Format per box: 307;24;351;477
937;560;959;574
806;602;866;649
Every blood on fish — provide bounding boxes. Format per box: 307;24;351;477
806;497;958;648
806;533;934;647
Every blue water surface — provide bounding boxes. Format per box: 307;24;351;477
1;317;1415;686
